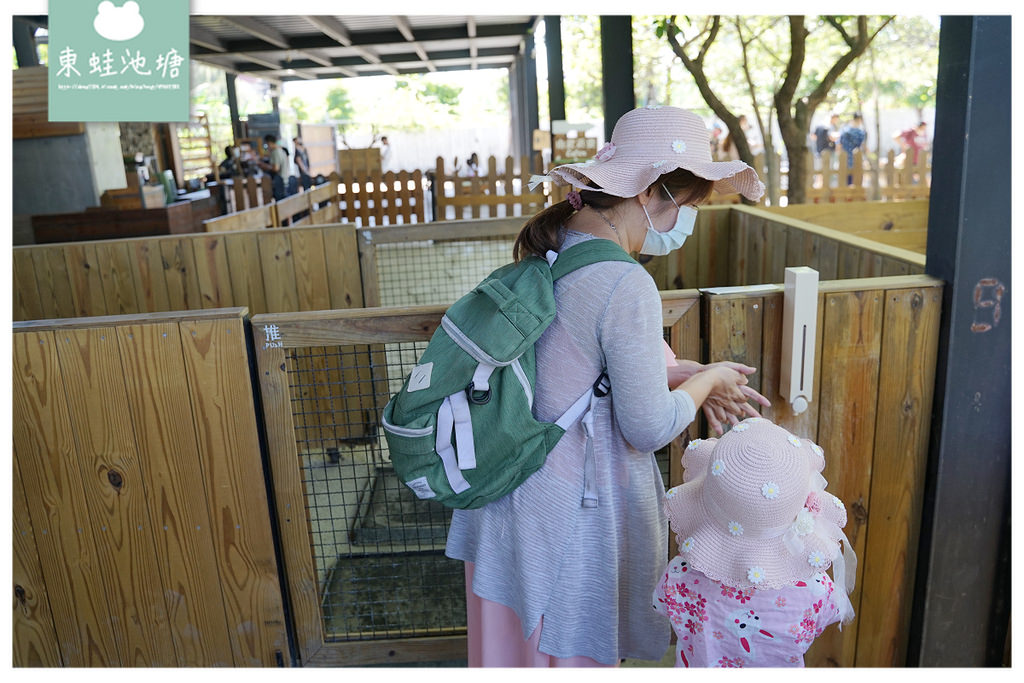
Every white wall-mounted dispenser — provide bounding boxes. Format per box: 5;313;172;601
779;267;819;415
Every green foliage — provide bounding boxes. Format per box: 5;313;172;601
418;81;463;114
286;96;309;121
326;85;355;125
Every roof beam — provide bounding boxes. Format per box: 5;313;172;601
190;25;227;52
240;52;316;80
467;17;478;70
393;15;436;73
220;16;289;49
303;15;399;76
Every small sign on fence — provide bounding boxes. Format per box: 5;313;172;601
553;135;598;164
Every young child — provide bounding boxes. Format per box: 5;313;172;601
653;417;856;667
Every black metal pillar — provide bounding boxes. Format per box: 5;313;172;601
910;15;1011;667
508;29;541;165
13;18;39;68
599;16;635;141
545;15;566;129
225;72;242;141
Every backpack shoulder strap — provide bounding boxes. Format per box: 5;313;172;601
550;239;637;281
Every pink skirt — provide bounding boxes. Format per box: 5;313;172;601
464;562;616;668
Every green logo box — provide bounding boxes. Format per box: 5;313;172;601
48;0;189;122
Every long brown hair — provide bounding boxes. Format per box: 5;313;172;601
512;169;714;262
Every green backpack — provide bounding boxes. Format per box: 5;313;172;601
382;239;637;509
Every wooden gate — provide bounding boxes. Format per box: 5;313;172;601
250;291;699;666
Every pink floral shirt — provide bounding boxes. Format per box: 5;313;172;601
652;555;843;667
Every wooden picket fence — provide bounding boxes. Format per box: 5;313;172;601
433;155;547;220
205;172;424;232
12;308;288;666
703;149;931;205
336;170;425;226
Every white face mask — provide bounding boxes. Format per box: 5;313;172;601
639;184;698;255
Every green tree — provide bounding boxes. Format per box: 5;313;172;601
286;95;309;122
419;81;462;114
662;15;893;204
326;85;355;127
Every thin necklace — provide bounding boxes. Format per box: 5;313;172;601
591;207;625;250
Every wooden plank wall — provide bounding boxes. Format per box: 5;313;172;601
12;309;289;666
12;224;364;321
761;200;928;255
702;275;943;667
725;206;926;287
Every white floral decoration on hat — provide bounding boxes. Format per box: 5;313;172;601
651;160;666;169
731;422;750;432
728;521;744;536
672;139;687;154
808;550;828;568
687;439;702;450
761;482;780;500
792;508;816;536
747;566;766;584
645;104;664;109
811;443;824;457
594;142;616;162
829;493;846;510
788;435;802;448
665;486;678;499
711;459;726;476
680;537;695;552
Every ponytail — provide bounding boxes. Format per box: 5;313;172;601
512;200;576;262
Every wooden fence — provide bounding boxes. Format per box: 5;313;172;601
12;308;288;666
762;199;928;255
702;275;943;666
12;224;363;321
247;273;941;667
710;149;931;206
433;155;547;220
649;204;926;293
12;205;927;324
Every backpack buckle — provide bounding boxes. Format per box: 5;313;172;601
466;382;491;405
592;372;611;397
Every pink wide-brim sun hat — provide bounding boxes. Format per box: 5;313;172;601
665;418;848;591
548;106;765;201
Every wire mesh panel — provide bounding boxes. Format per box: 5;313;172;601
286;342;465;644
374;237;516;307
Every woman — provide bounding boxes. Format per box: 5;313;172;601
445;106;769;667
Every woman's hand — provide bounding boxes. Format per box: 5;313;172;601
674;362;773;436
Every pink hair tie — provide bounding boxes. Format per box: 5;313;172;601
567;190;584;210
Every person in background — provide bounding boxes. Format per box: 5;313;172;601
292;137;312;190
464;152;481;177
812;113;841;157
894;121;929;167
838;113;867;185
218;145;241;179
380;135;393;172
719;115;762;161
256;134;288;200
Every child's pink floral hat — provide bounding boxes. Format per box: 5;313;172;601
665;417;856;622
533;106;764;201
